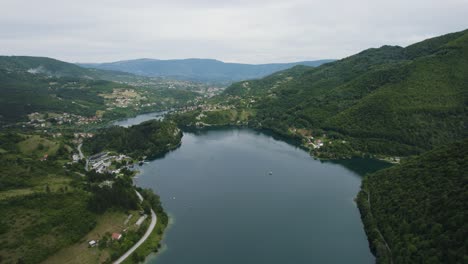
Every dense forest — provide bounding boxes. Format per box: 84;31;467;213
180;29;468;158
0;192;97;264
84;120;182;160
357;140;468;264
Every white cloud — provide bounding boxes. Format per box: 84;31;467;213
0;0;466;63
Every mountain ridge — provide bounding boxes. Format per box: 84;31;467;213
78;58;335;84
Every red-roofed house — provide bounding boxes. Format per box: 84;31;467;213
112;233;122;240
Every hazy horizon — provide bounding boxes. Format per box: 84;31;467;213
1;0;467;64
76;57;336;65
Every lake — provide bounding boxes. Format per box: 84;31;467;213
130;128;389;264
113;111;167;127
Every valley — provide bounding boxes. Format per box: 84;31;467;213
0;28;466;264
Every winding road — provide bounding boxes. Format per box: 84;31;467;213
77;143;89;171
113;191;158;264
78;142;158;263
366;191;393;264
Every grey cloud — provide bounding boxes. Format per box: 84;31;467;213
0;0;466;63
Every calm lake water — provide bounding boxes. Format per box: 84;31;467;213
130;128;389;264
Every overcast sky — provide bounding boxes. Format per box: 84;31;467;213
0;0;467;64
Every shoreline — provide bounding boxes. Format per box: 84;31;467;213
356;183;393;263
113;115;394;263
114;206;157;264
178;123;401;163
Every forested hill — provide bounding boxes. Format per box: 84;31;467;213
357;139;468;264
79;58;334;84
221;29;468;157
0;56;94;78
0;55;152;82
83;120;182;160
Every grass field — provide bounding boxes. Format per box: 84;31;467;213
18;135;60;158
43;210;142;264
0;177;72;200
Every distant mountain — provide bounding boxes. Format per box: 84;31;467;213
78;58;335;84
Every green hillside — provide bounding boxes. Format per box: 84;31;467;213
0;68;114;123
0;56;146;81
357;140;468;264
214;29;468;157
0;56;200;125
83;120;182;160
0;56;95;78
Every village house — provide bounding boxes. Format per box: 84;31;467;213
88;240;97;247
112;233;122;240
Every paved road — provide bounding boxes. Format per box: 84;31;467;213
77;143;89;171
366;191;393;264
77;143;84;159
114;191;158;264
79;143;158;263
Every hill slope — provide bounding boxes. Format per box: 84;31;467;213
79;58;334;84
0;56;203;124
217;29;468;157
0;55;163;83
357;140;468;264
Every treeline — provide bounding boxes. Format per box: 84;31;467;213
84;120;182;160
357;140;468;263
86;171;139;213
0;192;97;264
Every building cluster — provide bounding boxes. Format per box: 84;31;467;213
175;103;235;114
88;232;123;248
114;98;134;108
201;87;224;97
88;152;133;175
102;89;145;109
288;128;328;150
26;112;102;128
74;132;94;139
